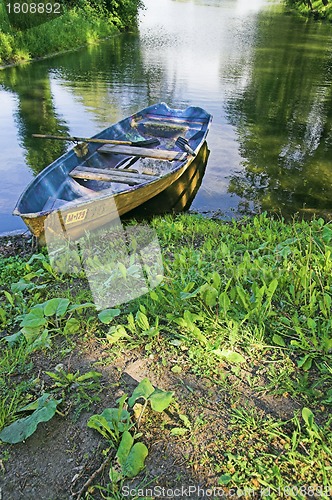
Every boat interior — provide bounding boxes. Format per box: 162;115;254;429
30;112;208;215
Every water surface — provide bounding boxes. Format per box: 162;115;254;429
1;0;332;234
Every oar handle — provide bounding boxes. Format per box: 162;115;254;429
32;134;159;147
32;134;133;145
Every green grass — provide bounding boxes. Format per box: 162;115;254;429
0;213;331;496
0;0;142;65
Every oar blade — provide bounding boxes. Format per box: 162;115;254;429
132;138;160;147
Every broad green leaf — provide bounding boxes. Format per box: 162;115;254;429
44;298;70;317
88;407;131;439
4;331;23;345
184;310;205;324
76;371;102;382
297;355;313;371
202;285;218;307
27;330;51;351
213;349;245;364
236;285;250;310
4;290;14;306
135;311;150;331
191;326;208;345
322;226;332;244
0;394;61;444
149;388;173;412
272;334;286;347
122;442;148;478
211;271;221;290
219;291;230;313
128;378;154;407
219;474;232;485
22;327;45;344
67;302;95;312
109;466;123;483
20;308;46;329
149;290;159;301
171;365;182;374
302;407;315;429
116;430;134;467
102;408;131;432
267;279;278;297
98;308;121;324
11;281;35;293
118;262;127;279
87;415;113;439
170;427;188;436
63;318;80;335
106;326;130;344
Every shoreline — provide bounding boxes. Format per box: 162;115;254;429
0;0;143;68
0;33;122;71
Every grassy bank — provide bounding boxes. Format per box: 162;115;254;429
0;0;143;66
285;0;332;22
0;213;332;498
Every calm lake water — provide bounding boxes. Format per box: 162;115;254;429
1;0;332;235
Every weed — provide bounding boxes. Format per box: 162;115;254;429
82;378;173;498
45;366;102;418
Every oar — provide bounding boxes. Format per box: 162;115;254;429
175;137;196;156
32;134;160;147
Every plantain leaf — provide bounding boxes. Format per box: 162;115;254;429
213;349;245;364
63;317;80;335
302;407;315;429
116;430;134;467
0;394;61;444
149;388;173;412
272;334;286;347
128;378;154;407
44;298;70;317
170;427;188;436
20;307;46;328
122;442;148;478
98;308;121;324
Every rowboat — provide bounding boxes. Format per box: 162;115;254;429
13;103;212;242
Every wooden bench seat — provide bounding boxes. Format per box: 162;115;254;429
98;144;186;161
69;166;158;185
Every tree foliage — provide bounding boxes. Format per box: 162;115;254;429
286;0;328;7
60;0;144;29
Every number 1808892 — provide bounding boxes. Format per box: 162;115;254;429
6;3;61;15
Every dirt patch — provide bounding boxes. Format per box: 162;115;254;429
1;340;301;499
0;234;36;260
0;345;210;499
